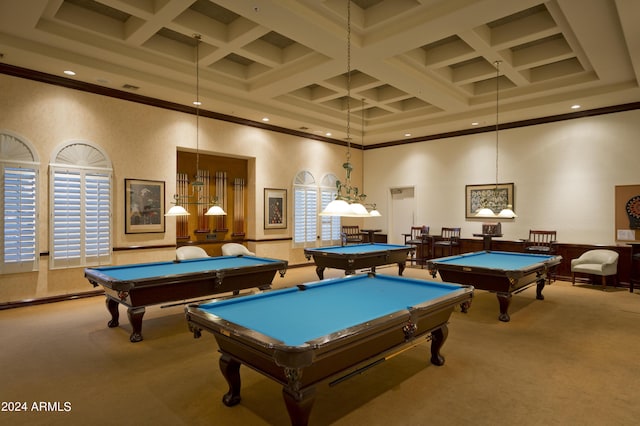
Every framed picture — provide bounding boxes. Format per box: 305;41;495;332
125;179;165;233
264;188;287;229
465;183;515;219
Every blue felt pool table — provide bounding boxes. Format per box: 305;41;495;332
304;243;412;279
427;250;562;322
185;273;473;426
84;255;288;342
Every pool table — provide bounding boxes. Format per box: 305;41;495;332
303;243;412;279
84;255;287;342
427;250;562;322
185;273;473;426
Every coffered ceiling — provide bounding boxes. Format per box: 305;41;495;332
1;0;638;145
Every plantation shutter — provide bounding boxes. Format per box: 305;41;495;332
2;166;38;273
293;186;317;245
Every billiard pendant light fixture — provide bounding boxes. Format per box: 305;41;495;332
475;61;516;219
166;34;226;217
320;0;379;218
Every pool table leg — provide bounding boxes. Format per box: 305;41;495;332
430;325;448;366
105;298;120;328
220;353;242;407
536;276;545;300
397;262;405;276
315;266;325;280
496;292;512;322
282;385;315;426
127;307;145;343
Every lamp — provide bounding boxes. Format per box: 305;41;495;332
475;61;517;219
320;1;378;218
165;34;226;218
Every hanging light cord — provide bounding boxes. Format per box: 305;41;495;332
494;60;500;188
345;0;352;165
195;34;201;181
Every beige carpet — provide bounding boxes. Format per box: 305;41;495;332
1;265;639;426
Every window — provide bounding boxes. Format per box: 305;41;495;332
293;171;341;248
293;171;317;247
1;131;39;274
49;142;112;269
320;174;340;245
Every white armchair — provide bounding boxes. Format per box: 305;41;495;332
221;243;255;257
176;246;209;260
571;249;619;290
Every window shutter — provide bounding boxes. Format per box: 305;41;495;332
52;170;82;267
2;166;38;273
293;186;317;246
85;173;111;263
320;188;340;244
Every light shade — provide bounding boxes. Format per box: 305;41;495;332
165;205;190;216
475;207;496;218
349;202;369;216
205;205;227;216
369;208;381;217
498;207;517;218
319;199;352;216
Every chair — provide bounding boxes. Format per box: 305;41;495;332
432;227;461;257
524;230;557;254
176;246;209;260
571;249;619;290
341;225;363;245
524;230;557;283
221;243;255;256
403;226;430;266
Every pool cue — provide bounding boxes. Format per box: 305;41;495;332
329;336;430;387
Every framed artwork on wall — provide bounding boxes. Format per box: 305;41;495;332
465;183;515;218
264;188;287;229
125;179;165;233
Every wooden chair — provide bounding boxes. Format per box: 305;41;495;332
403;226;430;266
524;230;557;283
524;230;557;254
341;225;363;245
432;227;461;257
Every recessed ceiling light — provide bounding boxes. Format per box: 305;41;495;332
471;122;479;126
262;117;269;122
193;101;201;106
571;104;581;109
325;132;332;136
404;133;411;137
63;70;76;76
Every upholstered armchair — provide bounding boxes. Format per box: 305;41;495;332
221;243;255;256
571;249;619;290
176;246;209;260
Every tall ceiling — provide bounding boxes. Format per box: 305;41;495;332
1;0;639;145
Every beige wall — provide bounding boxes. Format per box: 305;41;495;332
1;73;639;304
0;74;360;303
364;110;640;245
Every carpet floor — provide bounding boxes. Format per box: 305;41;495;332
1;265;639;425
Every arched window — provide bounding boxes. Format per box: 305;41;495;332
320;174;341;245
293;171;317;247
49;141;113;269
0;131;40;274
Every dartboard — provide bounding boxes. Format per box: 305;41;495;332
627;195;640;220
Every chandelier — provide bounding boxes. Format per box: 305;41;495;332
475;60;517;219
320;0;380;217
166;34;226;217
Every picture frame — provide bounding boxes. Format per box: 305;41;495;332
465;183;515;219
264;188;287;229
125;179;165;233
